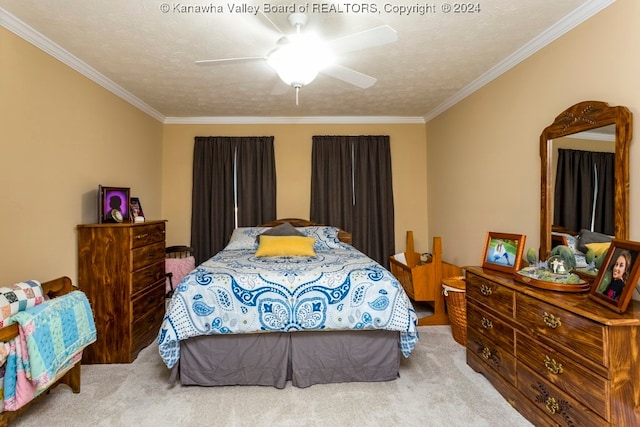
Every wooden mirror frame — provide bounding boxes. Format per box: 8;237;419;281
540;100;633;260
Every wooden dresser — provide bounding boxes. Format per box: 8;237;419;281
77;220;166;364
465;266;640;426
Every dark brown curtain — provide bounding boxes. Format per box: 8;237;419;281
236;137;277;226
353;136;395;268
310;135;395;268
191;136;276;264
554;148;614;235
310;137;354;232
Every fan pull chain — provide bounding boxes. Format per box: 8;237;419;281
295;19;302;107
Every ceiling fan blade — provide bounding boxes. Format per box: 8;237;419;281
258;11;286;36
195;57;265;66
321;64;377;89
328;25;397;55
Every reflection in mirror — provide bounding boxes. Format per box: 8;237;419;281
551;125;615;236
540;101;632;260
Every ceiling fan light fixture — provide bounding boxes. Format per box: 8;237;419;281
195;12;397;102
267;35;333;87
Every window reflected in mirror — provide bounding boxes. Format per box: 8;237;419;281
551;125;615;236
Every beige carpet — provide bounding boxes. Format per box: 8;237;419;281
13;326;532;426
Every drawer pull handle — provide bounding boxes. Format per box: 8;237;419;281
545;397;560;414
481;317;493;330
542;312;561;329
135;233;149;240
480;284;493;296
544;356;563;375
481;346;492;360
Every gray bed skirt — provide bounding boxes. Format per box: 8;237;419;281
172;329;401;388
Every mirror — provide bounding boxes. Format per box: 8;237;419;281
540;101;632;260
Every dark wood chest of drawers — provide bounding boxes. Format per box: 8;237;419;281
465;266;640;426
77;221;166;364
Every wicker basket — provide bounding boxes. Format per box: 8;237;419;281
442;276;467;346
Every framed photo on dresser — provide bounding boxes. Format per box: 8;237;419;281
129;197;145;222
98;186;130;223
589;239;640;313
481;232;526;274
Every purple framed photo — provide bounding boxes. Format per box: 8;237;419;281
98;185;130;223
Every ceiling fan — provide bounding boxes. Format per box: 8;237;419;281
195;13;397;105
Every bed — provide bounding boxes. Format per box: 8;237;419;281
158;219;418;388
549;227;617;287
551;227;614;272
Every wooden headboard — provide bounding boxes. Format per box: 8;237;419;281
260;218;352;245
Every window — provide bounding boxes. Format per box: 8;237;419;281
310;135;395;267
554;148;614;235
191;136;276;263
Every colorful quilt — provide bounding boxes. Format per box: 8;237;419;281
158;226;419;369
0;290;96;411
0;280;45;328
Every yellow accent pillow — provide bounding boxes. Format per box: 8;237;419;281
255;235;316;257
585;242;611;257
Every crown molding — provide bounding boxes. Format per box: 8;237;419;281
163;116;425;125
3;1;615;126
1;8;423;126
567;130;615;142
0;7;165;123
423;0;616;123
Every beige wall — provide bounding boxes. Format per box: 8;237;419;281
426;0;640;267
4;0;638;285
162;123;430;253
0;28;163;284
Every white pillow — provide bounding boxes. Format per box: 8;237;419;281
225;227;270;250
552;232;578;253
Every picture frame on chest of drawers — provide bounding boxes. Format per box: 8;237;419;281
588;239;640;314
478;230;640;315
481;231;526;274
98;185;130;224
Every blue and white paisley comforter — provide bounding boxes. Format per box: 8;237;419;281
158;240;418;369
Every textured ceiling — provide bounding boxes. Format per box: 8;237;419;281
0;1;612;121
